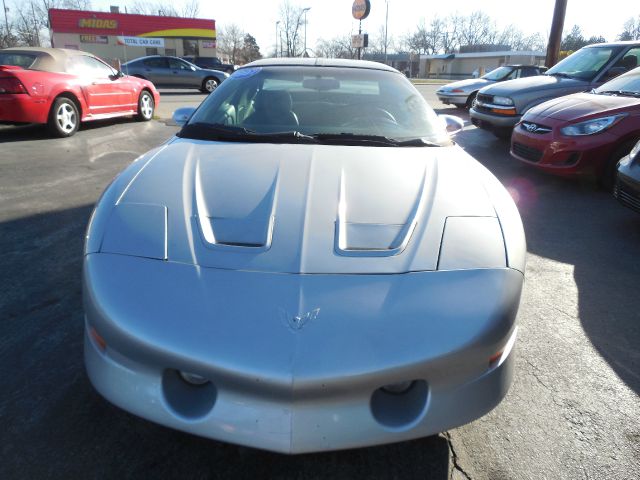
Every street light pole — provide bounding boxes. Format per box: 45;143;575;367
302;7;311;57
384;0;389;64
2;0;10;45
275;20;280;58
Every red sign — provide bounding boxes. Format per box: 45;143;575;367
49;9;215;38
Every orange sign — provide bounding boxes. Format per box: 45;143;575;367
352;0;371;20
78;18;118;29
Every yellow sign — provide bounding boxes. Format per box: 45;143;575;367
78;18;118;29
352;0;371;21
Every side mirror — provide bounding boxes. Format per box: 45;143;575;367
172;107;196;127
439;114;465;135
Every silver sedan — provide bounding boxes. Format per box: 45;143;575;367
122;55;229;93
436;65;546;109
84;58;526;454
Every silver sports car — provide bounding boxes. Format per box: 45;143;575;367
84;58;526;454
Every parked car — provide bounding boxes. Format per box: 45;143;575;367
83;58;526;454
436;65;547;109
471;41;640;138
122;55;229;93
510;66;640;188
182;55;236;73
614;139;640;213
0;47;158;137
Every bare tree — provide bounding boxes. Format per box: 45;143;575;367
618;16;640;41
315;34;356;59
129;0;198;17
278;0;305;57
217;24;245;64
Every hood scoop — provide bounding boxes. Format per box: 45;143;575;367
335;166;429;257
195;156;278;250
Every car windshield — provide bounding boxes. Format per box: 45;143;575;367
595;67;640;95
184;65;450;146
0;52;38;68
545;46;622;81
482;66;514;81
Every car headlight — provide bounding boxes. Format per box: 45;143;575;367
560;114;626;136
492;96;514;106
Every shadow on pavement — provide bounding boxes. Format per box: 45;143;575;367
0;118;141;144
457;127;640;395
0;205;451;480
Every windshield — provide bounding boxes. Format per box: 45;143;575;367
482;66;514;81
595;67;640;95
546;46;622;81
185;65;450;146
0;52;38;68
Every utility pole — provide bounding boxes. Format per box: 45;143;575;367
275;21;280;57
546;0;567;67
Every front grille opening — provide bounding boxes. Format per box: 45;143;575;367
512;142;543;163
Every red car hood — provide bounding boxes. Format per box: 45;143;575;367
528;92;640;122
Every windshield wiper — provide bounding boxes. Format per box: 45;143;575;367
178;123;317;143
312;133;443;147
598;90;640;97
546;72;575;79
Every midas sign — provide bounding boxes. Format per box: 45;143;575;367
78;18;118;29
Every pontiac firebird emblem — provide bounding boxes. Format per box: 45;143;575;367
279;308;320;330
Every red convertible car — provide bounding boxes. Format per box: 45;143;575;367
0;47;159;137
510;65;640;188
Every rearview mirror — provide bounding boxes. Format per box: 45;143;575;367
172;107;196;127
439;114;464;135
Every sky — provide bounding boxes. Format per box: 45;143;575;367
92;0;636;55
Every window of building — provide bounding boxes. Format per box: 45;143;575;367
146;48;158;56
183;39;199;56
165;48;176;56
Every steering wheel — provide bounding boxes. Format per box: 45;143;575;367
341;106;398;127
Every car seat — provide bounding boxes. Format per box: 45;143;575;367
244;90;299;127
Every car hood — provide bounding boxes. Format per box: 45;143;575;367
479;74;589;97
99;140;514;274
526;92;640;121
439;78;492;91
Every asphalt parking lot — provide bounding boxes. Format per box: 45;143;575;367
1;85;639;480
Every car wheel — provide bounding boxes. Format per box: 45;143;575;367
136;90;155;122
492;127;512;140
202;77;219;94
48;96;79;138
600;140;637;190
466;92;478;110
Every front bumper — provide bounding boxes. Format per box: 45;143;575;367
510;125;617;177
470;108;521;130
615;160;640;213
436;92;468;106
84;253;523;453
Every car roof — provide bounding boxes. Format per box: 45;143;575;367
1;47;97;73
584;40;640;48
241;57;399;73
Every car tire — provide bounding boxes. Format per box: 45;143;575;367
492;127;512;140
202;77;219;94
600;140;637;190
136;90;155;122
466;92;478;110
48;96;80;138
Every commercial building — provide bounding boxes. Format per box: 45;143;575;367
419;50;546;79
48;8;216;66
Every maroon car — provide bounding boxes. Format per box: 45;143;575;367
510;66;640;188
